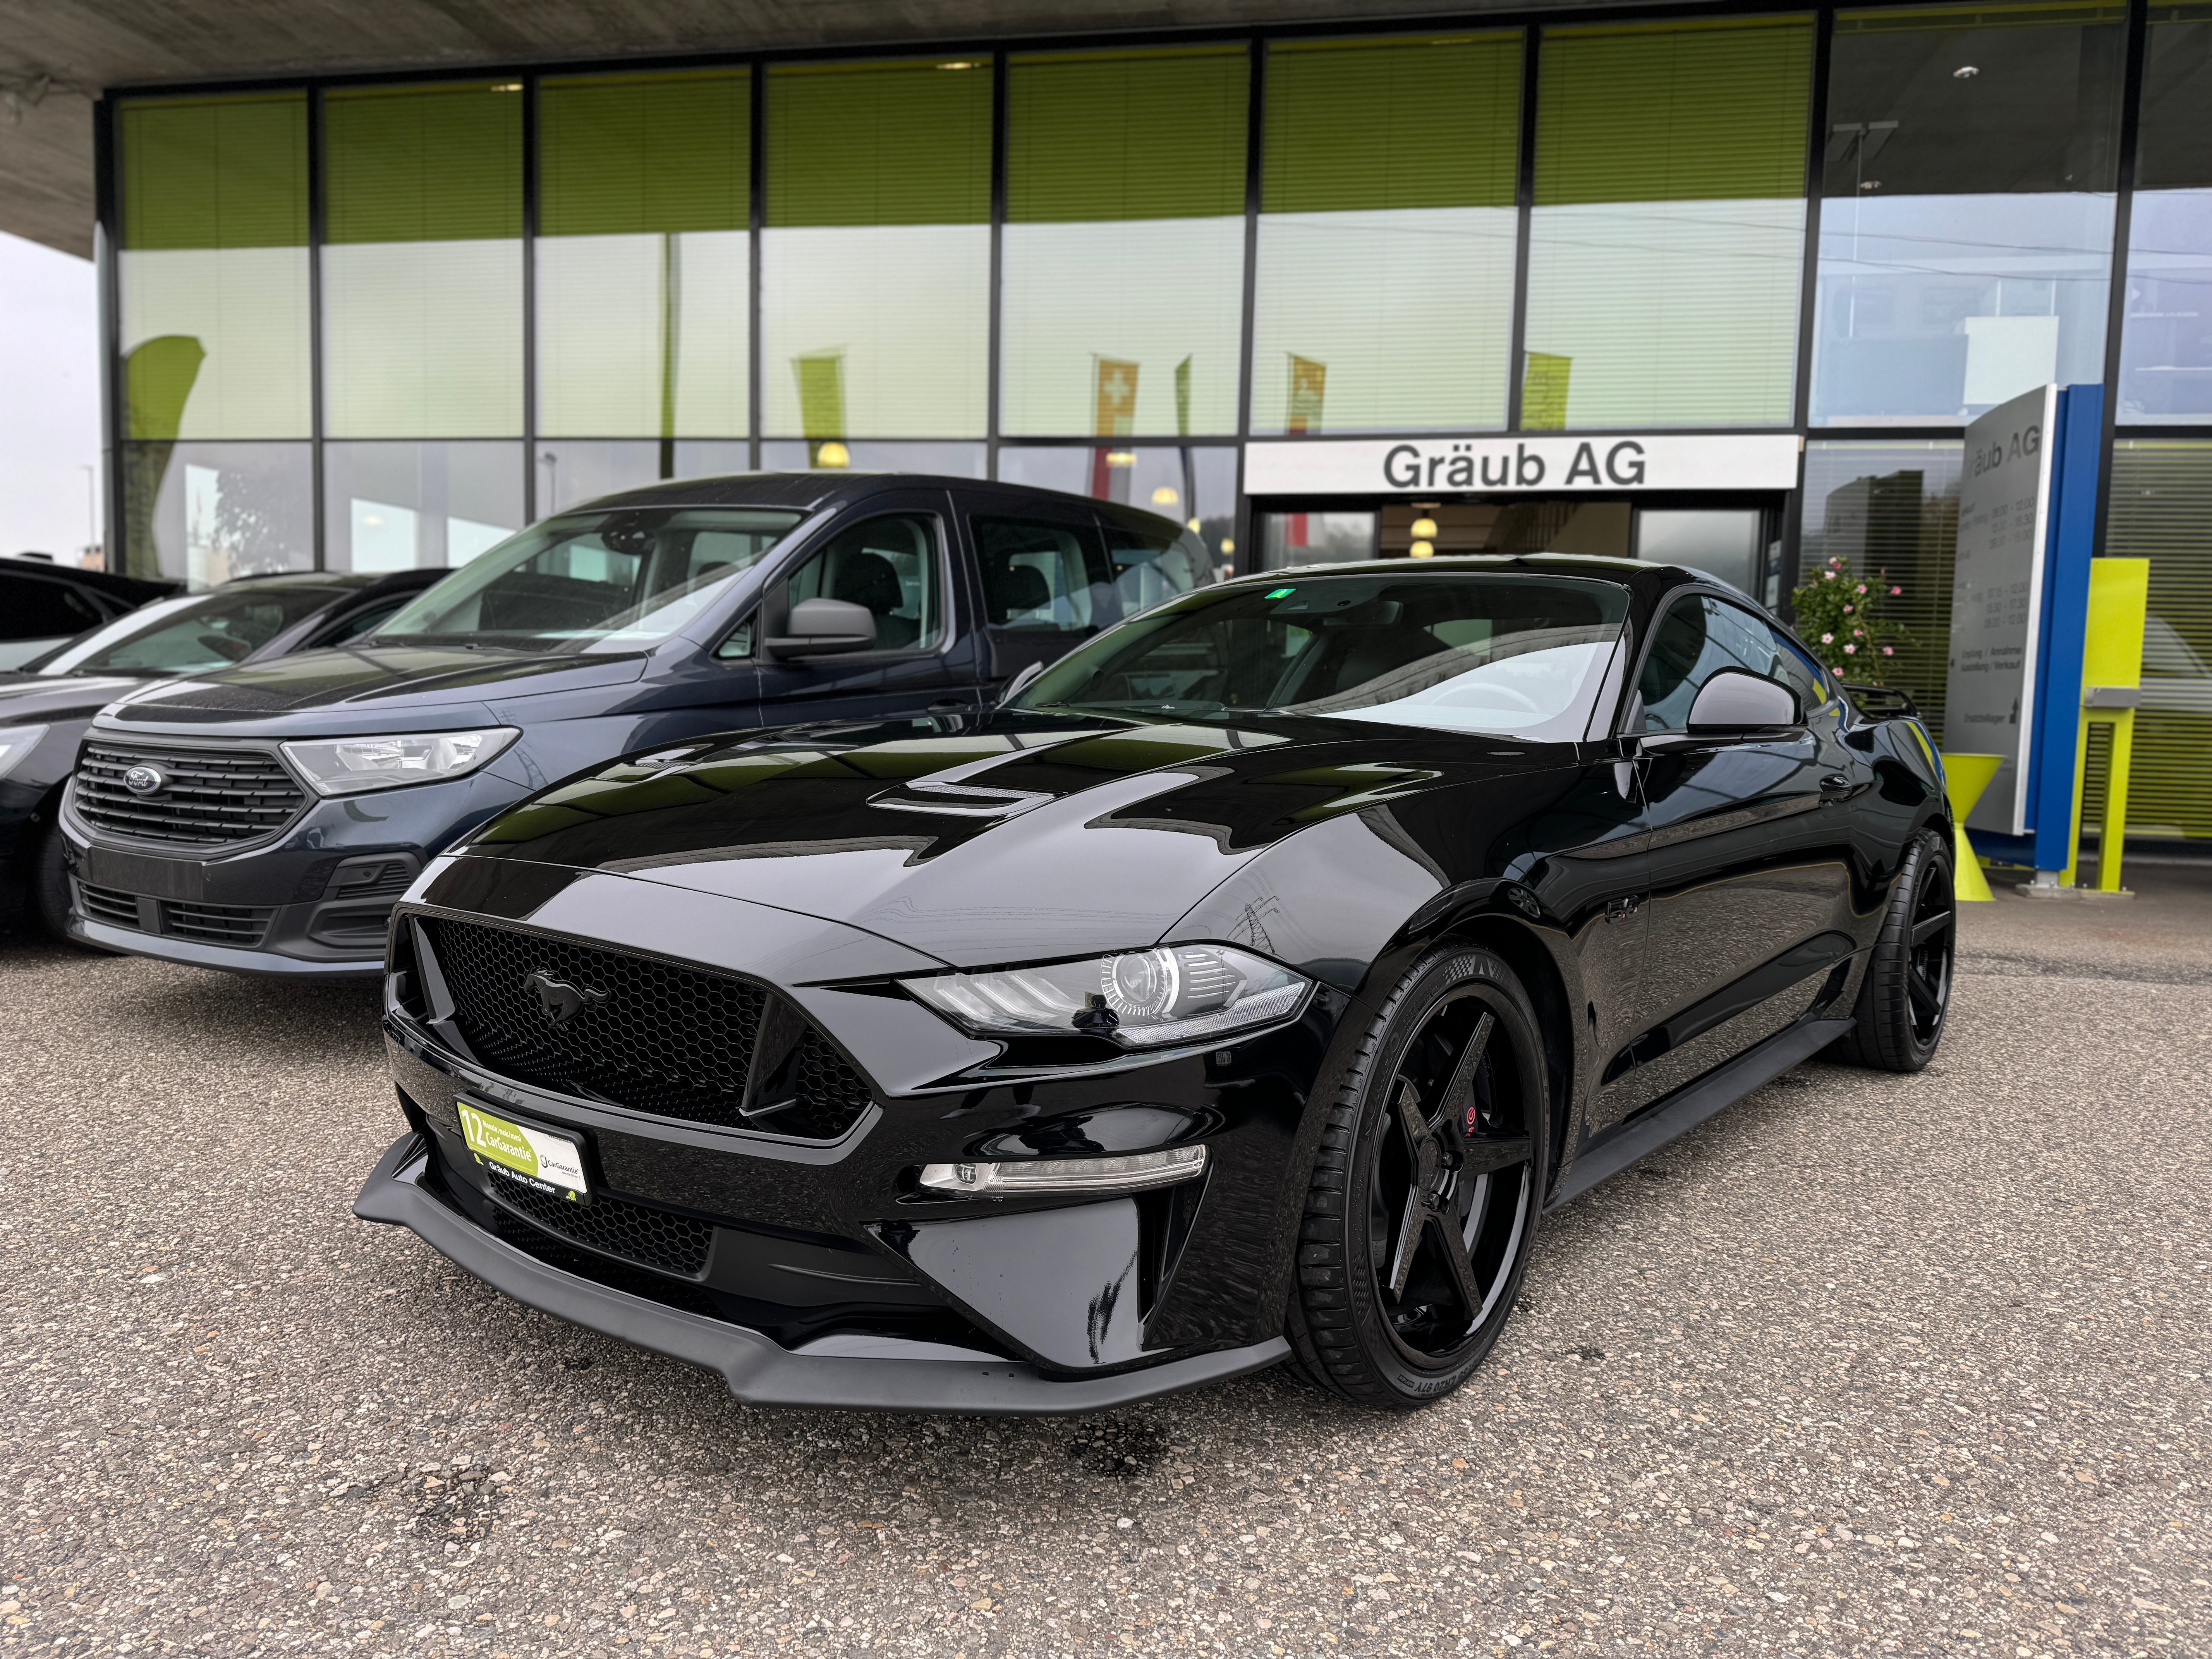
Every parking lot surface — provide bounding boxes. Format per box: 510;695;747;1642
3;872;2207;1658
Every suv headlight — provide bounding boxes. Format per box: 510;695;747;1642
905;943;1309;1048
0;725;49;781
280;727;519;797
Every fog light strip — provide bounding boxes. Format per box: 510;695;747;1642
918;1144;1206;1197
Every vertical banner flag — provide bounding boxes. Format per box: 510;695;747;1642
1287;355;1326;435
1944;383;2059;836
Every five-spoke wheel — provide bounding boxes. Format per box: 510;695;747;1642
1289;946;1547;1407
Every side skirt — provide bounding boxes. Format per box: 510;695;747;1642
1545;1016;1854;1212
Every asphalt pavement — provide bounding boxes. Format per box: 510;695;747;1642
2;870;2207;1657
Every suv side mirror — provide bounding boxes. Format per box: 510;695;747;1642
1685;667;1800;735
765;597;876;659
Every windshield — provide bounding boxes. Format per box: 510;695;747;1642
370;507;802;653
29;585;353;678
1016;571;1630;742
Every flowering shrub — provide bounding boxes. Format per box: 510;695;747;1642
1789;555;1907;682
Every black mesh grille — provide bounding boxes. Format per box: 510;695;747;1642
481;1164;712;1278
421;917;876;1139
161;898;276;946
77;882;142;929
74;742;309;847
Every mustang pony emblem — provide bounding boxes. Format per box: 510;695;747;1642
524;969;606;1028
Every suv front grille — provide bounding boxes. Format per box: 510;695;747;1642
482;1164;713;1278
75;741;309;847
420;917;876;1140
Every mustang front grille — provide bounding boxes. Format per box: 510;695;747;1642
418;917;876;1140
74;741;309;847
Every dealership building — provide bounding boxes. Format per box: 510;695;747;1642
0;0;2206;846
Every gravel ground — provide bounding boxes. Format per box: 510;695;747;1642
2;872;2207;1658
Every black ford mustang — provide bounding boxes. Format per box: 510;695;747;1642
357;556;1954;1413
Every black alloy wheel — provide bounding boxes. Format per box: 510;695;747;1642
1838;827;1954;1072
1287;946;1549;1408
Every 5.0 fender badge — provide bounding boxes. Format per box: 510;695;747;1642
524;969;606;1028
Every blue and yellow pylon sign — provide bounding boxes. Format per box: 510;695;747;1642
2058;558;2150;895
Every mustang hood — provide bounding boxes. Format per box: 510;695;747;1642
107;646;649;722
438;714;1578;968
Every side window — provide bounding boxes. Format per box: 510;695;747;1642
1637;595;1783;732
973;515;1116;634
783;513;943;654
1098;517;1212;619
1765;629;1833;715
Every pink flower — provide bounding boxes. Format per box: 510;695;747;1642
1820;632;1834;644
1844;643;1858;654
1889;586;1902;596
1853;627;1864;637
1882;646;1894;656
1844;604;1854;613
1822;569;1837;580
1856;584;1867;594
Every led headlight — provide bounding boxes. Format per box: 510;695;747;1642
919;1144;1206;1197
280;727;518;797
0;725;48;781
905;943;1308;1047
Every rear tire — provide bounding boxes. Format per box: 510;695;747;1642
1836;827;1953;1072
1286;946;1549;1410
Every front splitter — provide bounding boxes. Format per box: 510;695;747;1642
353;1132;1288;1415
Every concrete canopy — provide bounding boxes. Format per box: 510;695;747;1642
0;0;1610;258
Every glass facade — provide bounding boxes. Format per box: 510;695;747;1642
763;58;991;441
2118;6;2212;421
96;4;2212;839
536;71;751;441
1252;34;1521;434
1811;4;2124;426
321;82;525;440
1001;47;1249;438
1523;17;1813;429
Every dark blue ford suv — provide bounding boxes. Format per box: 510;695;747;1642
62;473;1211;975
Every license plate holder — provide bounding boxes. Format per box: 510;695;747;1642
457;1099;591;1205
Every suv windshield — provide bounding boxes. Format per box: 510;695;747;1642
29;584;354;678
371;507;802;653
1017;571;1630;742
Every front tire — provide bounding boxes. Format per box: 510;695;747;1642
29;815;96;950
1837;827;1953;1072
1286;946;1549;1409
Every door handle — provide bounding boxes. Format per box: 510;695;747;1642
1819;773;1854;800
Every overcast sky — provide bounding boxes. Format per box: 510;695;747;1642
0;230;101;560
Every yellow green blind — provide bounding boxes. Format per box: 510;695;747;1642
2095;442;2212;840
1263;34;1522;213
120;93;307;250
1536;17;1814;205
767;58;991;227
1834;1;2125;34
1008;46;1249;222
541;71;749;236
325;82;522;244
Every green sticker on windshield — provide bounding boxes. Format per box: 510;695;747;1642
1265;587;1296;599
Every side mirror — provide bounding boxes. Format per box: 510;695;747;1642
1684;667;1801;735
765;597;876;659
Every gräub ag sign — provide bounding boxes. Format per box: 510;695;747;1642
1243;433;1803;496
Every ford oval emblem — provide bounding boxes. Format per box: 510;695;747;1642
122;764;167;796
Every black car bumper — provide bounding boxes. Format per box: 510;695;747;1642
364;868;1346;1408
357;1130;1289;1413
